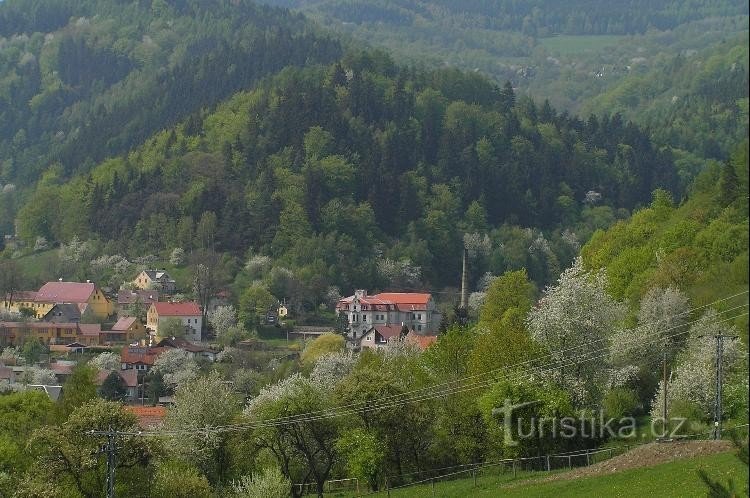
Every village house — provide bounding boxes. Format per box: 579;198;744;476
132;270;177;294
95;369;139;401
124;405;167;429
31;281;113;320
0;291;38;315
117;289;160;308
0;321;102;347
100;317;147;345
146;302;202;342
120;346;168;372
357;324;406;350
155;337;218;361
336;290;442;341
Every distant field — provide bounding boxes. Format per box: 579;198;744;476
539;35;628;55
358;450;744;498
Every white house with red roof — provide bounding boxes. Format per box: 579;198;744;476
146;302;202;342
336;290;442;341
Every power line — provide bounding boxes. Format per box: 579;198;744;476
133;306;748;437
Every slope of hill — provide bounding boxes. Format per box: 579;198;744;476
581;139;749;331
255;0;748;113
583;35;749;166
0;0;341;188
11;51;680;297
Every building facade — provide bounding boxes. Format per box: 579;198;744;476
146;302;202;342
335;290;442;341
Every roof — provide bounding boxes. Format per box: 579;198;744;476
124;405;167;429
50;363;74;375
36;282;95;303
405;331;438;350
371;325;405;340
96;369;138;388
111;317;138;331
43;303;82;322
118;290;160;305
121;346;168;366
155;337;215;354
3;291;37;301
338;292;432;310
142;270;175;282
0;367;12;380
78;323;102;336
152;302;201;316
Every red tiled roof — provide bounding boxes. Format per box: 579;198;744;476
338;292;432;310
50;363;74;375
0;367;12;380
112;317;137;331
372;325;405;340
95;369;138;388
36;282;95;303
121;346;168;366
124;405;166;429
405;331;438;350
152;302;201;316
78;323;102;336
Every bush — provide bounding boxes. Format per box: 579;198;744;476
230;467;290;498
603;387;641;419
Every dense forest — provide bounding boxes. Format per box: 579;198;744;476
0;0;342;189
262;0;748;36
11;50;680;302
583;36;749;168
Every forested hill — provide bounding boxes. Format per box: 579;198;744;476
262;0;747;36
583;35;749;164
0;0;341;187
15;50;679;295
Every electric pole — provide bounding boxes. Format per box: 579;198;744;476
662;349;668;434
698;334;738;440
88;427;141;497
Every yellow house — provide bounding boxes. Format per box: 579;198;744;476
1;291;40;315
0;321;101;347
132;270;177;293
34;281;113;320
100;317;147;344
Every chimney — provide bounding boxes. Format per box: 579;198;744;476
86;280;90;283
58;278;63;282
460;247;469;309
354;289;367;299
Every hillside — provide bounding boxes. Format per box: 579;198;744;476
583;35;749;166
255;0;748;114
10;51;682;299
0;0;341;189
581;139;749;331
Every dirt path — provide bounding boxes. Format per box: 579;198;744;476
506;440;734;487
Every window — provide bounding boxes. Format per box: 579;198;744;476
418;324;422;331
362;315;367;322
417;314;422;320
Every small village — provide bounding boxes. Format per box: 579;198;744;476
0;270;442;428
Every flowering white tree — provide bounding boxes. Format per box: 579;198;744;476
230;468;290;498
610;287;690;368
468;291;486;315
377;258;422;289
164;372;240;482
310;350;356;390
152;349;199;387
244;254;271;279
89;352;121;371
526;258;625;407
1;346;23;365
651;309;747;420
208;305;238;337
169;247;186;266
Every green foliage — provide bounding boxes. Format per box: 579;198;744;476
0;391;53;480
300;333;344;368
582;140;749;325
57;363;97;419
160;317;186;339
479;269;535;326
336;429;385;491
99;371;127;401
151;461;213;498
602;388;641;419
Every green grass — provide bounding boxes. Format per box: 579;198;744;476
539;35;627;55
355;450;744;497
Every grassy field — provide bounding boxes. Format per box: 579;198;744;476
539;35;627;55
357;450;744;498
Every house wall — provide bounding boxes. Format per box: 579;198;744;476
153;315;202;342
87;288;114;318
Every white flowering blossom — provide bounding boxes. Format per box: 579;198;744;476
561;229;580;251
464;232;491;259
230;468;290;498
59;236;94;266
468;292;486;314
651;310;747;420
245;373;315;416
378;258;422;288
33;236;48;252
606;365;640;389
0;346;23;364
244;254;271;278
169;247;186;266
208;305;238;337
310;351;356;390
90;352;121;371
610;287;690;368
153;349;199;387
527;258;625;407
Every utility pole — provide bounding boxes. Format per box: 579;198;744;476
88;427;140;497
662;349;668;435
698;334;738;440
460;246;469;310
